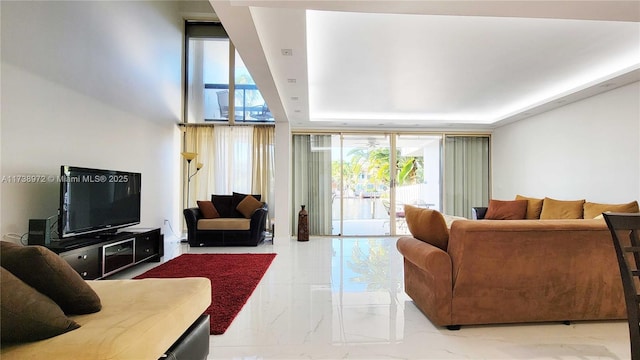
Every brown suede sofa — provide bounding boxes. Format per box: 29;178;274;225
397;209;626;329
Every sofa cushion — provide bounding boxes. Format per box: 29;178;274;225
0;278;212;360
540;197;585;219
212;193;262;218
404;205;449;251
442;214;467;229
197;200;220;219
583;200;639;219
197;218;251;231
232;192;261;203
0;241;101;314
236;195;263;218
515;195;544;219
211;195;235;218
232;192;261;217
1;267;80;343
484;199;528;220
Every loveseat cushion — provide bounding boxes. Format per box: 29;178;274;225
515;195;544;219
583;200;639;219
197;218;251;231
0;241;101;314
232;192;261;217
540;197;585;219
236;195;263;218
212;193;262;218
484;199;528;220
211;195;235;218
0;267;80;343
404;205;449;251
197;200;220;219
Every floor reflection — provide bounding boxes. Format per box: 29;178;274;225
115;236;630;359
331;238;405;344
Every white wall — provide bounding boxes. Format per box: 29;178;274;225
492;81;640;203
1;1;185;242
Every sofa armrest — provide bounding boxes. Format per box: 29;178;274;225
397;236;452;275
183;208;202;243
396;236;453;326
250;203;269;234
472;207;488;220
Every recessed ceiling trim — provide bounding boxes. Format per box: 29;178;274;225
212;0;640;130
306;10;640;125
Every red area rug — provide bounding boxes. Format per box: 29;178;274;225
134;253;276;335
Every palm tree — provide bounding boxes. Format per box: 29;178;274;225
333;146;424;197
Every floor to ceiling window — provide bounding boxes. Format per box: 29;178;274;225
394;134;443;235
339;134;391;236
181;22;275;232
292;132;489;237
184;21;274;124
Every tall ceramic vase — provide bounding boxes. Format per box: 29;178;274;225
297;205;309;242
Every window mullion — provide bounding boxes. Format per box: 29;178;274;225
228;41;236;126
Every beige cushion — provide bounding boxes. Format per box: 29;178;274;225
0;241;101;314
404;205;449;251
583;201;639;219
236;195;263;218
197;200;220;219
0;278;211;360
0;267;80;343
442;214;467;229
540;197;585;219
197;218;251;231
485;199;528;220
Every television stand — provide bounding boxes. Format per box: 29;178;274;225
47;228;163;280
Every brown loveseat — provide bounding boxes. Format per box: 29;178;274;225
397;210;626;329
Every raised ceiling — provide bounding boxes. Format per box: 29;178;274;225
209;0;640;131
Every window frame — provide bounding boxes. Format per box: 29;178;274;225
183;21;273;124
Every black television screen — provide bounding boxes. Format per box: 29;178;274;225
58;166;141;238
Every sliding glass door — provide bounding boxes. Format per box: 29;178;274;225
292;133;489;237
393;135;442;235
339;135;391;236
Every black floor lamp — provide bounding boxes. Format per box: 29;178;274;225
181;151;202;242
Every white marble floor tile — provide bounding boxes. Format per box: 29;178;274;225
114;236;631;359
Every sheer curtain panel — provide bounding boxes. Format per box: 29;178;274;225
292;135;333;235
443;136;490;219
252;126;275;222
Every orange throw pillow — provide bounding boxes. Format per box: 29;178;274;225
484;199;528;220
515;195;544;219
236;195;263;218
404;205;449;251
197;200;220;219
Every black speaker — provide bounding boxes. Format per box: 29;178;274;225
28;218;52;246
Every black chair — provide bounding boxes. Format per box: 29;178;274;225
604;212;640;360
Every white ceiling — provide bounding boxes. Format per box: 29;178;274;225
209;0;640;131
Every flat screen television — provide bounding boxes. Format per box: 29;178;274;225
58;166;141;239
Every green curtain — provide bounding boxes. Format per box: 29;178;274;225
444;136;490;218
292;135;332;235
